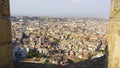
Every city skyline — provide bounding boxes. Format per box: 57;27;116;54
10;0;111;18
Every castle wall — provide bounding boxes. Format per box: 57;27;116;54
0;0;13;68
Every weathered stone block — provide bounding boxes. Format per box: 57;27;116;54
0;44;13;68
0;0;10;17
0;19;11;44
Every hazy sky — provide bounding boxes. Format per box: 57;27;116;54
10;0;111;18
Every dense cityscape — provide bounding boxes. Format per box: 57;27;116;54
11;16;108;66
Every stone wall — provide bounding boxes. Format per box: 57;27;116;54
0;0;10;17
108;0;120;68
14;55;107;68
0;0;13;68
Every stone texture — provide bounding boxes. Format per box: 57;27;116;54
0;44;13;68
0;0;13;68
0;0;10;17
0;19;12;44
108;0;120;68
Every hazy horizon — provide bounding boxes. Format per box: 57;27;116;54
10;0;111;19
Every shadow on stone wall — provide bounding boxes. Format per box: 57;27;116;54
14;55;107;68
